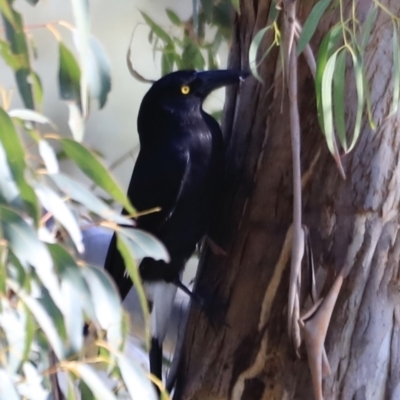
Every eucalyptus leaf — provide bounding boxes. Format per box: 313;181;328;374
117;352;157;400
38;140;59;174
0;368;19;400
50;173;134;225
71;364;116;400
0;205;62;309
58;42;81;106
81;266;123;349
0;107;39;222
34;184;84;253
297;0;332;54
60;139;135;215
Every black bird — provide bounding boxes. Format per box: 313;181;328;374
104;69;247;390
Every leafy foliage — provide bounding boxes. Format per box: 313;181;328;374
139;0;235;75
249;0;400;173
0;0;173;398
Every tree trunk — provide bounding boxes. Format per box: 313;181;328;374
174;0;400;399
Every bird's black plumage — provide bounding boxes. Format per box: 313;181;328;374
104;69;247;390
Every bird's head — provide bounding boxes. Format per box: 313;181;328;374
139;69;249;116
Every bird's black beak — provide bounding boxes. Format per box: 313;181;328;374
196;69;249;97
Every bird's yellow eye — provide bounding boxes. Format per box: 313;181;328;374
181;85;190;95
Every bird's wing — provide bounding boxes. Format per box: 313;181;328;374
104;144;190;299
127;144;190;231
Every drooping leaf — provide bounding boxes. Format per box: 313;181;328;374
315;24;342;129
34;184;84;253
8;280;65;360
59;139;135;215
50;173;134;225
297;0;332;54
140;11;173;45
1;6;35;109
332;49;347;150
165;8;181;26
38;140;59;174
58;42;81;106
24;0;40;5
360;5;377;51
116;234;150;349
0;205;62;309
0;39;23;69
86;36;111;108
0;368;19;400
389;23;400;118
70;364;117;400
0;141;19;204
70;0;90;115
249;26;273;82
320;49;340;154
8;109;53;125
81;266;123;349
118;227;169;263
0;108;39;222
116;352;158;400
347;46;365;152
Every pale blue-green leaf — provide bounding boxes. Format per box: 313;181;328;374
81;266;123;349
119;227;169;262
72;364;117;400
0;369;19;400
321;50;339;154
165;8;181;26
333;49;347;151
389;24;400;118
48;244;98;326
347;48;365;152
0;142;19;203
87;36;111;108
50;173;134;225
315;25;342;129
61;274;83;353
34;184;84;253
0;299;26;373
0;108;39;222
116;234;150;349
8;280;65;359
67;102;85;142
38;140;59;174
361;5;377;51
297;0;332;54
249;26;273;82
8;109;53;125
117;353;157;400
140;12;172;44
70;0;90;115
0;205;62;308
60;139;135;215
18;362;48;399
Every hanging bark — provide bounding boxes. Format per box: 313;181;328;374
174;0;400;399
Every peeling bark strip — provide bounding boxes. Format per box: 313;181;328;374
174;0;400;399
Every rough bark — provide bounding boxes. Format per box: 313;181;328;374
174;0;400;399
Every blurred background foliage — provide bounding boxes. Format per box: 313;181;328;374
0;0;233;398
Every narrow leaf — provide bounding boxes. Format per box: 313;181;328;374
361;5;377;51
0;369;19;400
50;173;134;225
9;109;53;125
58;42;81;105
34;184;84;253
60;139;135;215
332;49;347;151
297;0;332;54
165;9;181;26
249;26;272;82
347;47;365;152
389;24;400;118
38;140;59;174
116;234;150;349
0;107;39;222
140;12;172;44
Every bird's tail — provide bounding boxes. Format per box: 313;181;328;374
145;281;178;388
